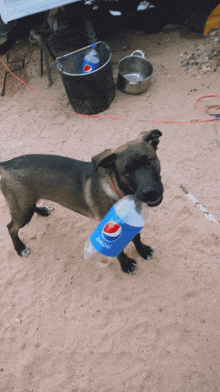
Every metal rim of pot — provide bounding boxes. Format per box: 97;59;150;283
118;50;153;83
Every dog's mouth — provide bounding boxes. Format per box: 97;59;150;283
147;194;163;207
136;193;163;207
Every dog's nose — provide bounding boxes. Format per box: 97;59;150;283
139;188;159;202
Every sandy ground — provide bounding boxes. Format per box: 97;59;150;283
0;25;220;392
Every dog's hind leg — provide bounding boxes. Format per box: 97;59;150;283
7;205;54;256
132;233;156;259
7;204;36;257
1;181;36;256
7;219;31;256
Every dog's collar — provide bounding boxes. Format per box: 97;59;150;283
110;180;124;198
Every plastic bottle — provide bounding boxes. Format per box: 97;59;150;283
81;43;99;74
84;195;149;267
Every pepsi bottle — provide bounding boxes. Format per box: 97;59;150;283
84;195;149;267
81;43;99;74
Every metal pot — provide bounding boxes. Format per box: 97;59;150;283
117;50;153;95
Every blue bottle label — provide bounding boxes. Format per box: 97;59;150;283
90;206;144;257
82;59;99;73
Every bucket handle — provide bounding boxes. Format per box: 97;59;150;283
55;57;63;72
131;50;145;58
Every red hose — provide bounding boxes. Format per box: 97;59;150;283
0;57;57;103
1;57;220;123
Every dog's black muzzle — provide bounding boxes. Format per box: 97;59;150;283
134;167;163;207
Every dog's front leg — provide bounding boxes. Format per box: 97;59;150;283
117;251;138;275
132;233;155;259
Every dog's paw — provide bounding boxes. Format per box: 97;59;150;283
120;257;138;275
44;206;55;215
127;262;138;275
35;206;54;217
118;252;138;275
137;244;156;260
147;249;156;259
19;246;31;257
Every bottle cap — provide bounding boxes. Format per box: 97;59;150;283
92;43;97;49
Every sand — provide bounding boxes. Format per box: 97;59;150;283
0;26;220;392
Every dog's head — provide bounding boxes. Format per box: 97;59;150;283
92;129;163;207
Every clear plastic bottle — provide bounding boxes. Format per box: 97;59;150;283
81;43;99;74
84;195;149;267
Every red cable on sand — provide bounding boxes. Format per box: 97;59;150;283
195;94;220;112
75;113;122;120
1;56;220;123
0;57;57;103
149;117;220;124
150;95;220;123
0;57;123;120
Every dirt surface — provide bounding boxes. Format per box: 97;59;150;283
1;26;220;392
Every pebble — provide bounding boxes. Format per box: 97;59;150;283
15;318;22;323
180;25;220;74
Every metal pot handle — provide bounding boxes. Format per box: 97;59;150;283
131;50;145;58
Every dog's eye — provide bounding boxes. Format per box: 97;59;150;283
146;159;154;167
123;169;130;176
122;165;131;175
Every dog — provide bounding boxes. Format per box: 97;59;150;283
0;129;163;274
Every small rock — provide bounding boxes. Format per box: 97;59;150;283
180;25;220;74
15;318;22;323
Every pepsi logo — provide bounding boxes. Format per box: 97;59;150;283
102;221;122;242
83;64;92;72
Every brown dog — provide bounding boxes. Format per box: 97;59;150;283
0;129;163;274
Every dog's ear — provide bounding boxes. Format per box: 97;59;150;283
92;149;117;171
140;129;162;150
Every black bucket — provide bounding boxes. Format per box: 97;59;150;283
55;41;116;115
